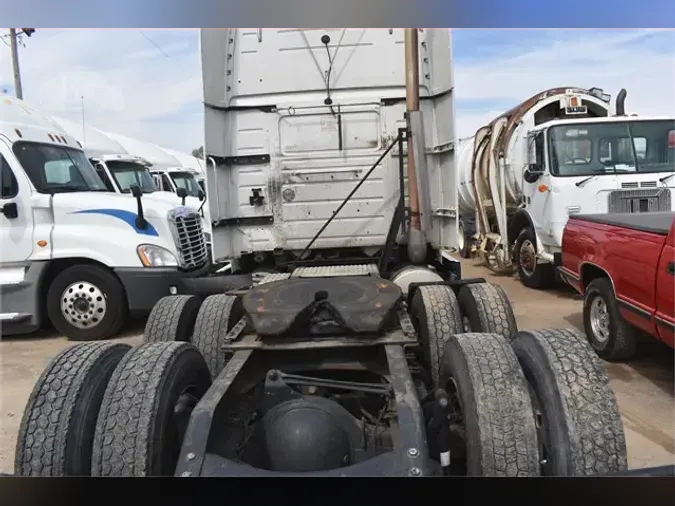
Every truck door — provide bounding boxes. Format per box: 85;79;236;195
654;219;675;348
525;131;553;239
0;151;34;265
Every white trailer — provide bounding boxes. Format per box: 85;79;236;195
457;87;675;289
0;96;211;340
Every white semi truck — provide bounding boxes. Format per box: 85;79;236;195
16;29;645;479
0;96;212;340
457;87;675;289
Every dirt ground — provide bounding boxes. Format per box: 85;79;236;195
0;258;673;474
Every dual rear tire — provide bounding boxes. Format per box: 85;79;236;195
410;282;627;476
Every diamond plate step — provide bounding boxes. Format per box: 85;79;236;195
291;264;380;278
256;273;291;285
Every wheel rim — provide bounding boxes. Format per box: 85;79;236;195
446;377;467;475
518;239;537;276
589;296;611;343
462;316;471;333
527;382;552;476
60;281;107;329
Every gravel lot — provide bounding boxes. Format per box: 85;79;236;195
1;258;673;474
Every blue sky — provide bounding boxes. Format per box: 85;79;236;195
1;29;673;151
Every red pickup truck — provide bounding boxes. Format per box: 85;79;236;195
558;211;675;361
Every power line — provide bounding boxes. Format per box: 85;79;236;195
138;30;170;59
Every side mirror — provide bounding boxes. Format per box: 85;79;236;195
524;164;544;184
198;189;205;202
129;185;147;230
176;187;187;206
129;184;143;198
0;202;18;219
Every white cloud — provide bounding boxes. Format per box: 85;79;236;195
453;29;675;138
0;29;203;152
0;29;673;150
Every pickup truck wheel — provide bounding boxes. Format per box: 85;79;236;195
192;294;244;378
514;228;555;289
91;342;211;476
143;295;202;343
510;329;628;475
583;278;637;361
439;332;540;476
47;264;128;341
15;342;131;476
457;283;518;340
410;285;463;387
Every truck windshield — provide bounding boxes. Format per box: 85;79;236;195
170;172;202;197
548;120;675;177
13;141;108;193
107;161;158;194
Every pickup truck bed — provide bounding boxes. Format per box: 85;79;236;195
571;212;675;236
560;211;675;361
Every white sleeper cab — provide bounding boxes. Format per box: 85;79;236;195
0;96;211;340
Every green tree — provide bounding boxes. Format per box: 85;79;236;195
191;146;204;158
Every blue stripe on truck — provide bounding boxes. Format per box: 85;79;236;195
73;209;159;236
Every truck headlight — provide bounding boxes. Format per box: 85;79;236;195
137;244;179;267
204;231;212;244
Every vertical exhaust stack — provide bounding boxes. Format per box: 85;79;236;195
404;28;427;264
615;88;627;116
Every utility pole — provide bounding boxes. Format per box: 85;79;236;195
9;29;23;99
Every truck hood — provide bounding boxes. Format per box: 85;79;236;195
32;191;184;239
144;191;202;209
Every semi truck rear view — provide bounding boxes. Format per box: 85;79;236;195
16;29;658;478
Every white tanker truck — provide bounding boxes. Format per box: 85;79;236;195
457;87;675;289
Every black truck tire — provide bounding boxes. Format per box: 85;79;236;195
439;332;540;476
583;277;637;361
15;342;131;476
410;285;463;387
510;328;628;475
514;227;555;289
143;295;203;343
91;342;212;476
192;294;245;378
458;219;472;259
457;282;518;340
47;264;128;341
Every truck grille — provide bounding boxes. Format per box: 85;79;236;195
168;208;209;269
608;188;671;213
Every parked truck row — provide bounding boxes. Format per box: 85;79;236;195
0;96;214;340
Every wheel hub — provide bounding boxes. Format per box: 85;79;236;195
60;281;107;329
589;296;610;343
519;240;537;274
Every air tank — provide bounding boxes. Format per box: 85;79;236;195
457;87;613;214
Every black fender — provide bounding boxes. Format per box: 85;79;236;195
508;209;536;247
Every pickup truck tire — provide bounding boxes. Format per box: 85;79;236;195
91;342;212;476
15;342;131;476
47;264;128;341
583;278;637;361
192;294;244;378
410;285;464;387
514;228;555;290
457;282;518;340
143;295;202;344
510;328;628;475
438;332;540;476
